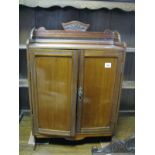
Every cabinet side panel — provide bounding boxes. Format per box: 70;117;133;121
81;57;117;129
35;56;72;131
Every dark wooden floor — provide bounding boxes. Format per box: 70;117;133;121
19;115;135;155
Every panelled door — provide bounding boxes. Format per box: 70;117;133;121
77;50;124;134
28;49;78;136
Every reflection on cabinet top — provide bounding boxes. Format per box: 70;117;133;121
28;27;126;51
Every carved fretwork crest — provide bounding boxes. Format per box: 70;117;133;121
62;21;90;32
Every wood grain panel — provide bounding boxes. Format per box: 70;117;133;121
29;49;78;136
76;50;124;134
36;56;72;131
81;57;117;129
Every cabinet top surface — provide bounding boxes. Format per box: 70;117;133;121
28;27;126;50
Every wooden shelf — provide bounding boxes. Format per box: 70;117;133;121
19;77;135;89
122;81;135;89
126;47;135;53
19;0;135;11
19;44;26;49
19;78;28;88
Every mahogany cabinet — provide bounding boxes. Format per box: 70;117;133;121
27;27;126;140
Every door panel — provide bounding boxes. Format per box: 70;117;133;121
82;57;117;128
29;49;78;136
36;57;72;131
77;50;123;133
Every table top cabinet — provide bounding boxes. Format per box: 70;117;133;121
27;26;126;140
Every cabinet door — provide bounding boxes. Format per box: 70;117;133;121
28;49;78;136
77;50;124;134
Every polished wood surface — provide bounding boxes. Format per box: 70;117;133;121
36;56;72;129
27;29;125;140
77;50;123;134
29;49;78;136
33;28;121;43
82;57;117;129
